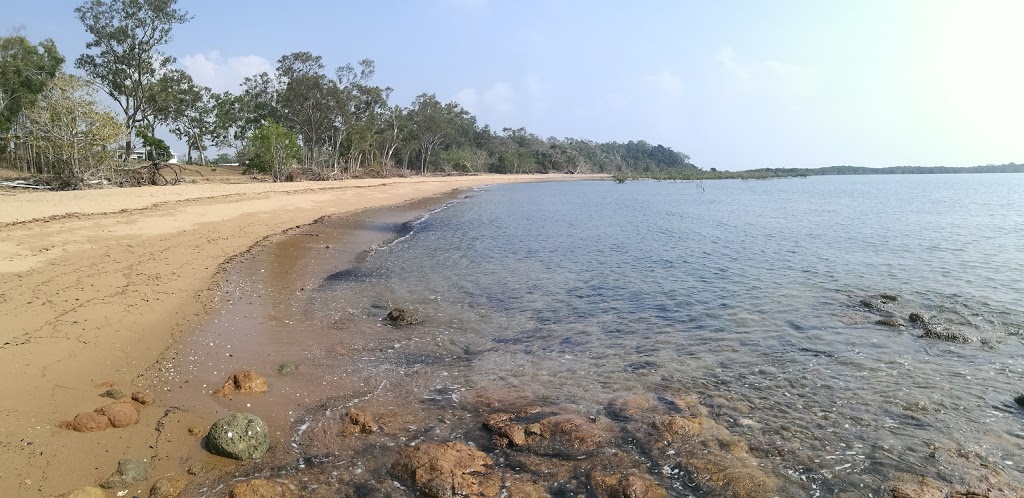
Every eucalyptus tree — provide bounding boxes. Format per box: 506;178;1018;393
74;0;192;159
0;34;64;137
148;69;219;164
274;52;337;170
406;94;475;174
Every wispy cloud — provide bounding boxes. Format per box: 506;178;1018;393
180;51;273;92
455;77;546;116
713;46;818;99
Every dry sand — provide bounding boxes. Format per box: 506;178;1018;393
0;174;599;497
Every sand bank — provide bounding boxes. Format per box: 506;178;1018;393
0;174;599;496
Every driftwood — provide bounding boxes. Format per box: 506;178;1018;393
118;161;204;187
0;181;52;190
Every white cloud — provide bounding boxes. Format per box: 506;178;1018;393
482;82;515;112
455;77;547;116
180;51;273;92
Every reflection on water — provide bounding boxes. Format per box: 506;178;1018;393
178;175;1024;497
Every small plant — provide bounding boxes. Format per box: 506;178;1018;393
612;172;629;184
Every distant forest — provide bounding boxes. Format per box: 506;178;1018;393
635;163;1024;181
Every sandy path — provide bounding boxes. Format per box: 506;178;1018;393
0;174;598;497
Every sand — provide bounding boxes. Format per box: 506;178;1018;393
0;174;599;497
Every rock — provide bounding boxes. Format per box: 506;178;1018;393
150;475;189;498
859;298;878;309
96;402;139;428
920;327;971;344
186;461;211;476
206;412;270;460
875;317;905;328
605;394;656;421
343;409;378;435
385;307;420;326
100;388;125;399
909;312;928;324
132;391;154;405
506;482;551;498
71;411;111;433
276;362;298;376
885;473;949;498
229;479;298;498
188;426;203;437
391;442;493;498
58;486;106;498
1015;394;1024;407
213;370;268;398
590;471;670;498
98;458;150;489
527;414;604;458
879;293;901;303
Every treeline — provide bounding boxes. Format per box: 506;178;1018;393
0;0;697;188
681;163;1024;180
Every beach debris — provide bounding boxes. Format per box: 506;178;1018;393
206;412;270;460
875;317;905;328
70;411;111;433
149;474;189;498
99;388;125;399
590;470;670;498
131;390;154;405
57;486;106;498
391;442;496;498
213;370;268;398
96;402;139;428
384;307;420;326
276;362;298;376
229;479;299;498
98;458;150;489
884;473;948;498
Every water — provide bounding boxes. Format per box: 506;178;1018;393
176;175;1024;497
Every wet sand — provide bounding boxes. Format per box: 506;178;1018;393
0;174;599;497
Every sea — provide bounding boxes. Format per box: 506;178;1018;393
176;174;1024;497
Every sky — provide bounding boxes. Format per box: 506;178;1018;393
6;0;1024;170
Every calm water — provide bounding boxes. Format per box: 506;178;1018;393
175;174;1024;497
312;174;1024;495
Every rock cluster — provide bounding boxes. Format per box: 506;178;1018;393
213;370;269;399
391;442;496;498
68;401;140;433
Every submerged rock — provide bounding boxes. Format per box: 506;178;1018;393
131;390;154;405
385;307;420;326
885;473;948;498
908;312;928;324
229;479;299;498
590;470;670;498
150;475;189;498
96;402;139;428
71;411;111;433
206;412;270;460
99;388;125;399
98;458;150;489
1014;394;1024;407
920;327;971;344
484;412;605;458
878;293;901;303
342;409;379;435
276;362;298;376
213;370;268;398
391;442;494;498
875;317;905;328
506;482;551;498
58;487;106;498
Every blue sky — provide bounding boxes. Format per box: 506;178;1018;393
7;1;1023;169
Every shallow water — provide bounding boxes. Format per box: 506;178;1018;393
168;175;1024;497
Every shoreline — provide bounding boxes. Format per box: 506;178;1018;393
0;174;601;497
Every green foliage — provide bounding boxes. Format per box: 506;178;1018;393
148;68;219;163
137;130;172;161
246;120;302;181
212;152;236;164
0;34;65;135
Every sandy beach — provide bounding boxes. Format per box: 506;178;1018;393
0;174;598;497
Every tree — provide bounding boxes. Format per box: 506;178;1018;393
406;94;475;174
23;72;125;188
246;120;301;181
0;34;64;136
74;0;192;159
148;69;218;164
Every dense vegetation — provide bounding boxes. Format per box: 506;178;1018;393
0;0;696;188
630;163;1024;181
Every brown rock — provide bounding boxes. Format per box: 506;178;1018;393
605;394;656;421
100;388;125;399
96;402;139;428
343;409;379;435
528;414;604;458
213;370;268;399
59;486;106;498
229;479;299;498
483;412;527;447
187;426;203;437
71;411;111;433
385;307;420;325
506;482;551;498
886;474;949;498
150;475;189;498
132;391;154;405
591;471;670;498
391;442;493;498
